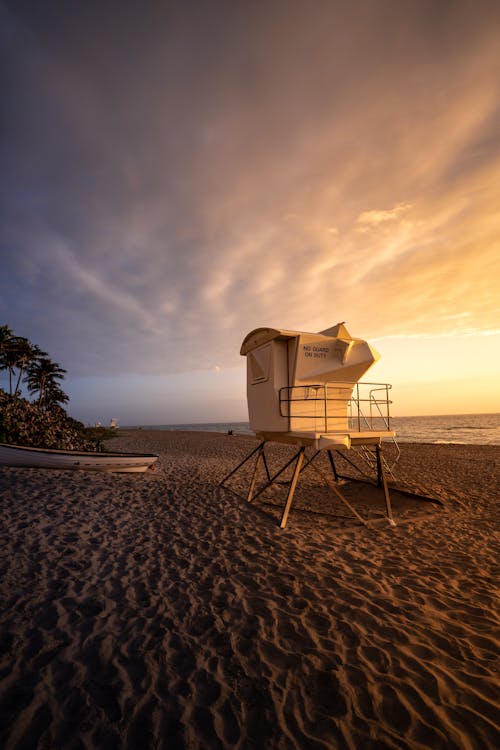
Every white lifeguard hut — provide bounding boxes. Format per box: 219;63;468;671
241;322;395;449
220;323;398;528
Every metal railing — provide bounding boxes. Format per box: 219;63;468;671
279;381;393;433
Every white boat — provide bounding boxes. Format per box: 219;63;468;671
0;443;159;473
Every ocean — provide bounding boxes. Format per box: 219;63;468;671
128;413;500;446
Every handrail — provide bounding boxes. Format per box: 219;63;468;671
368;385;392;430
279;381;393;433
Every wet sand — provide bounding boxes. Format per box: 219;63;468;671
0;430;498;749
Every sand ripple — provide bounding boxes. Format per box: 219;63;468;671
0;433;498;748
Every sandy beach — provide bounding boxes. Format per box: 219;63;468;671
0;430;498;749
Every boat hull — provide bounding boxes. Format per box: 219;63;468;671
0;443;159;473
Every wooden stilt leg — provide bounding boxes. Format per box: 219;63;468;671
376;445;396;526
247;445;264;502
279;448;305;529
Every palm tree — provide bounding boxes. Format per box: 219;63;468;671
44;382;69;410
12;338;46;396
2;345;20;396
0;329;47;397
0;325;14;354
0;325;15;393
25;357;68;411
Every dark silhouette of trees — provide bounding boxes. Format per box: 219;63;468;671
0;325;16;394
24;357;67;411
0;325;97;449
0;327;49;398
1;326;68;408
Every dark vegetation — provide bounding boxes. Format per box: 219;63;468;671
0;325;112;450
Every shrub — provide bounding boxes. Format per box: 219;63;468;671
0;390;96;450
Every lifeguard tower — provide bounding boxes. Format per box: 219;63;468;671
220;323;398;528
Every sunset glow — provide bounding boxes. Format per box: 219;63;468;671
1;1;499;423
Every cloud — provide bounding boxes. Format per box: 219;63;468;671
356;203;413;227
1;0;500;382
49;241;160;333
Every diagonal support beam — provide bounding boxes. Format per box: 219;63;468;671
249;447;307;503
219;441;265;487
334;449;374;481
376;445;395;526
308;460;370;527
261;449;272;483
327;449;339;481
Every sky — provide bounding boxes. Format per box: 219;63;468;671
1;0;499;425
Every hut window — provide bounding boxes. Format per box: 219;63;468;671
249;344;271;384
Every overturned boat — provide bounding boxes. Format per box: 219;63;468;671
0;443;159;473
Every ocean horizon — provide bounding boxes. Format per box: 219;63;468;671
123;412;500;446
